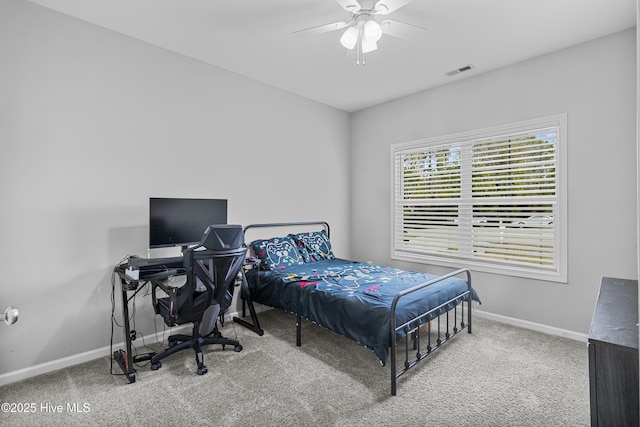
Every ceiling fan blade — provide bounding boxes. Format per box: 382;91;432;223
375;0;413;15
335;0;362;13
380;19;427;40
294;21;350;38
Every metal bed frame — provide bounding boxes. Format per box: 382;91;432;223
233;221;474;396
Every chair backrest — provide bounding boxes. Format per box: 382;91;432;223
200;224;245;251
176;225;247;322
192;246;247;311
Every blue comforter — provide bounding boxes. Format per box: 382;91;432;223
245;258;479;365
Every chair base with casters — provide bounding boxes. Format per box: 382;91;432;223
150;321;242;375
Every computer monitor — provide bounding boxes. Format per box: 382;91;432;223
149;198;228;249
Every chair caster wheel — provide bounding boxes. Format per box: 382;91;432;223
151;361;162;370
197;366;208;375
234;344;243;352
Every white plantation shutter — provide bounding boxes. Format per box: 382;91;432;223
392;115;567;282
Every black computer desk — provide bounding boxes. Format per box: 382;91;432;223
112;255;260;383
113;256;184;383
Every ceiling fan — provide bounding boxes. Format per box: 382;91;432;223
294;0;426;65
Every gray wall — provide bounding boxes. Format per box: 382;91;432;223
1;0;637;380
350;28;638;335
0;0;350;376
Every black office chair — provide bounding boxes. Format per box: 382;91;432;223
150;224;247;375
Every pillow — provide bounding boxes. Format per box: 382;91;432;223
291;238;311;263
250;236;305;270
291;231;335;261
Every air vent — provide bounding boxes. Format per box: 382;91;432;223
445;64;475;77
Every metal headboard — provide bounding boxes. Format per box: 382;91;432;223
243;221;330;243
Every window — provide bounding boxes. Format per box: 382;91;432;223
391;114;567;282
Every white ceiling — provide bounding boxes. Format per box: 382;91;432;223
27;0;636;112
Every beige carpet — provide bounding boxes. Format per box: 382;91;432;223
0;309;589;426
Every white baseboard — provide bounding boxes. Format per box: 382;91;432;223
0;322;196;387
1;306;586;386
0;346;107;387
473;308;588;342
0;303;259;387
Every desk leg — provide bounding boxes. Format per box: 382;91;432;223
232;270;264;336
114;279;136;383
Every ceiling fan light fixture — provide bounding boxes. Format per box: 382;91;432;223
361;38;377;53
340;26;359;49
363;19;382;43
294;0;422;65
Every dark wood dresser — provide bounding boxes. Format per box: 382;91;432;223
588;277;639;426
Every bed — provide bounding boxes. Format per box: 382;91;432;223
233;222;480;395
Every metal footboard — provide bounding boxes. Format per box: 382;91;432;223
390;268;473;395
